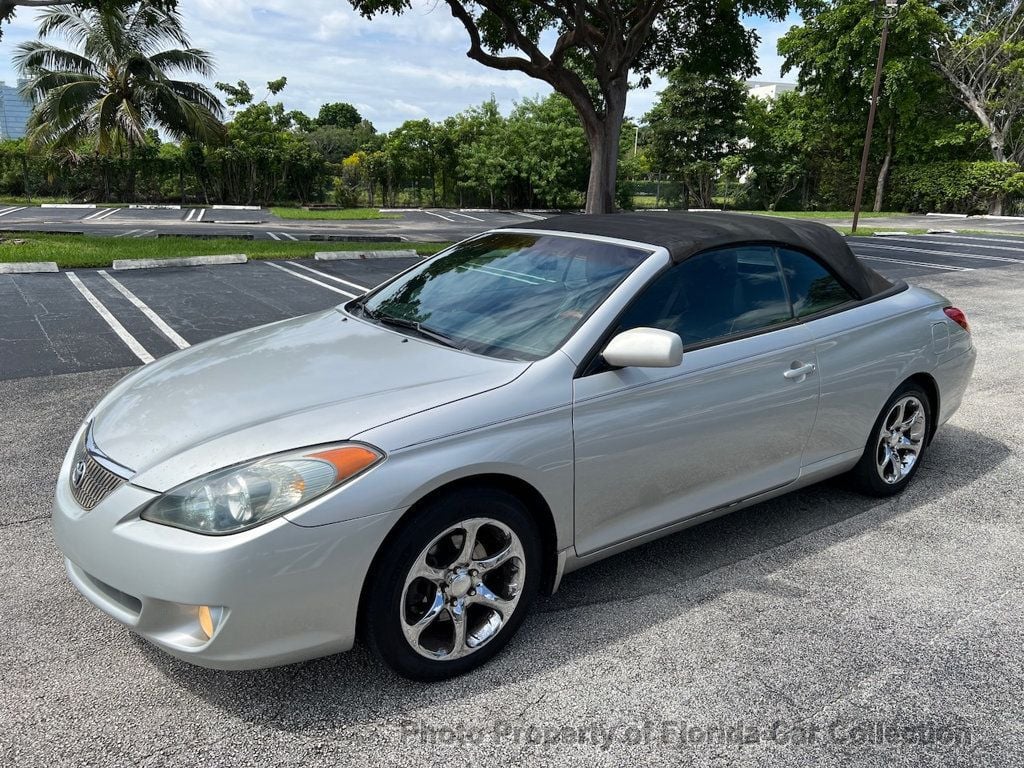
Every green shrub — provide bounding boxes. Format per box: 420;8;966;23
888;161;1024;214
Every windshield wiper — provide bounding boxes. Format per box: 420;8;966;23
367;310;464;350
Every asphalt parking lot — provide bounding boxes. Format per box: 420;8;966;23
1;231;1023;380
1;234;1022;766
0;204;549;242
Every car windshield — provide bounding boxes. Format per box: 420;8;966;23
356;233;650;361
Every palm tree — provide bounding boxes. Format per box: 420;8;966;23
14;1;224;188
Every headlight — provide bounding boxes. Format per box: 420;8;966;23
140;444;383;535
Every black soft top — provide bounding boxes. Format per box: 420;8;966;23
513;211;893;300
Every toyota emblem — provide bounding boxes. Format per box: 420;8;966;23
71;460;88;488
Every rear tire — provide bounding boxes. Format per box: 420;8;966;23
363;486;541;681
848;382;931;497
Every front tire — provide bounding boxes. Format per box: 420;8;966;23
363;487;541;680
848;382;931;497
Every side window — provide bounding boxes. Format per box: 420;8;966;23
615;246;793;347
777;248;855;317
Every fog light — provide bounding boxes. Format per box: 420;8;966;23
197;605;218;640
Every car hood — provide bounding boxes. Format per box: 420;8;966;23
89;309;528;491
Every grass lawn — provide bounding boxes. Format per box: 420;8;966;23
748;210;910;219
271;207;400;221
0;234;448;269
835;227;929;236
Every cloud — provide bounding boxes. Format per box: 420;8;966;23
0;2;799;130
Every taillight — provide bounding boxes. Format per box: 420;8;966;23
944;306;970;333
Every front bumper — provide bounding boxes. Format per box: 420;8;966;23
52;447;403;670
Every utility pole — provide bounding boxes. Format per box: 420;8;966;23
852;0;902;234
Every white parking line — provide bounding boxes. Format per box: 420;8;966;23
98;271;190;349
196;208;207;222
0;206;26;217
65;272;155;363
854;242;1024;264
899;235;1024;253
268;232;282;240
115;229;141;238
422;210;456;222
184;208;197;222
132;229;154;238
84;207;120;221
263;262;358;297
450;211;485;222
510;211;546;220
286;261;370;292
281;232;299;241
852;252;972;272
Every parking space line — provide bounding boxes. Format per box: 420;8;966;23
65;272;155;363
422;210;456;222
509;212;546;220
98;271;191;350
286;261;370;292
83;207;120;221
855;242;1024;264
450;211;485;222
852;252;972;272
132;229;154;238
115;229;141;238
268;232;281;240
908;235;1024;253
263;262;358;297
184;208;197;222
196;208;207;222
0;206;26;217
281;232;299;241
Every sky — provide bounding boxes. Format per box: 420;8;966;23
0;1;800;131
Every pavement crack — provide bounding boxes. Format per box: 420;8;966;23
0;514;50;527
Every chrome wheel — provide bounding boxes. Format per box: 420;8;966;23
400;517;526;661
875;395;927;485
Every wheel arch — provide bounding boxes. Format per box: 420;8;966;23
355;472;561;640
904;371;940;444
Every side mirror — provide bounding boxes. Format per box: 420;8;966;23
601;327;683;369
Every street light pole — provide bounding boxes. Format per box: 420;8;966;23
851;0;900;234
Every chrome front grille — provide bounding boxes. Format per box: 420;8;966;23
69;429;130;511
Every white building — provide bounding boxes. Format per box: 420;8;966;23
0;80;32;140
746;81;797;101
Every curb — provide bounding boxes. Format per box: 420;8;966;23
925;212;968;219
0;261;59;273
112;254;248;270
872;231;911;237
1;229;83;237
41;203;96;209
927;228;958;234
158;233;255;240
316;250;419;261
213;205;261;211
129;204;182;210
307;234;402;243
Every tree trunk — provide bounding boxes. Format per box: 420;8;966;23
581;79;628;214
873;121;895;213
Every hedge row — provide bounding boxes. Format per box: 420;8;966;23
887;161;1024;214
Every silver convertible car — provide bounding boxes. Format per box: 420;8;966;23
53;213;975;680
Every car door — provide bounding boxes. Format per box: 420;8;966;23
572;245;821;557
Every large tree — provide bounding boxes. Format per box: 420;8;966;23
15;1;223;160
781;0;948;211
932;0;1024;168
349;0;788;213
644;70;746;208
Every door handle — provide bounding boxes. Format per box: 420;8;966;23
783;362;817;380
